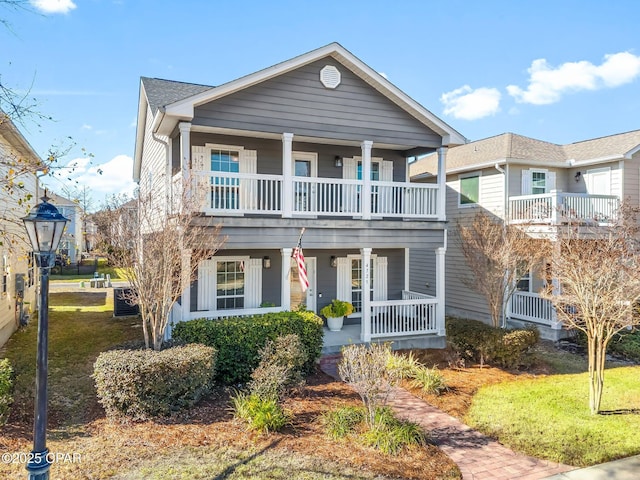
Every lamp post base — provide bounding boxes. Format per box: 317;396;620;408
26;449;50;480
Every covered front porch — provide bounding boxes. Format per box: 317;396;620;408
174;241;447;348
507;291;566;340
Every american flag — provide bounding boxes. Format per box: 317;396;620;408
292;242;309;293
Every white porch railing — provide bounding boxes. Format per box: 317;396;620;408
509;192;619;225
370;291;438;338
509;291;556;326
190;171;439;219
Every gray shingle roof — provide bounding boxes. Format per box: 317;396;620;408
410;130;640;177
141;77;213;114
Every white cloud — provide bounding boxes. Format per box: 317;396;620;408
30;0;77;14
507;51;640;105
440;85;501;120
81;124;92;130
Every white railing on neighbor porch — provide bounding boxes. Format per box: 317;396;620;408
370;291;438;338
191;171;439;218
509;192;619;225
509;291;556;326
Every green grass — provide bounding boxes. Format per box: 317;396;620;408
1;289;142;427
50;267;127;282
466;366;640;466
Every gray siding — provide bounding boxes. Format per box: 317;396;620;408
190;132;407;181
409;248;437;297
193;58;442;148
624;153;640;207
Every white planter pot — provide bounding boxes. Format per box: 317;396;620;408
326;316;344;332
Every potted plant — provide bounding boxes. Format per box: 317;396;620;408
320;299;354;332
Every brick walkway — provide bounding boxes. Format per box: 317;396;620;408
319;355;574;480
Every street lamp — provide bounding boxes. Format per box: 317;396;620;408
22;195;69;480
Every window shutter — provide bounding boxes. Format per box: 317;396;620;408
343;157;357;180
373;257;388;301
197;259;215;310
547;171;556;192
192;146;209;209
336;257;351;302
245;258;262;308
521;169;532;195
240;149;258;211
381;161;393;182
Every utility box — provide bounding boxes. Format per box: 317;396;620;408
113;288;140;317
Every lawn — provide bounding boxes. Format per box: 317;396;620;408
0;288;460;480
466;366;640;467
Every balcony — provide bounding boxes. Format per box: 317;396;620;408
508;192;619;226
188;171;440;220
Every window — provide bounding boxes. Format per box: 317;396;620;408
516;269;531;292
216;260;245;310
1;255;7;294
531;171;547;195
459;172;480;206
350;258;374;313
210;149;240;209
356;161;380;181
27;253;35;287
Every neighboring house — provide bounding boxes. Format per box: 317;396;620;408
0;112;40;347
411;130;640;339
48;191;84;264
133;43;465;349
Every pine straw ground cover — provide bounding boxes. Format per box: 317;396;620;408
0;288;460;480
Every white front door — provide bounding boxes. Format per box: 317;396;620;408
293;151;318;213
290;256;317;312
305;257;317;313
586;167;611;195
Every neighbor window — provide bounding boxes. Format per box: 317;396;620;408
2;255;7;294
459;173;480;206
216;260;244;310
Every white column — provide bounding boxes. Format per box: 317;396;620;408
437;147;447;221
361;247;372;341
179;122;192;182
551;240;562;329
282;133;294;218
361;141;373;220
181;249;192;322
281;248;292;310
435;247;446;335
404;247;410;291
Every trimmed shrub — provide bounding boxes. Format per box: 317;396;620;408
0;359;13;425
231;391;289;433
249;334;307;401
446;318;539;369
93;344;216;420
173;311;323;385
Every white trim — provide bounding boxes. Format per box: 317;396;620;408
625;144;640;159
292;151;318;177
458;170;482;208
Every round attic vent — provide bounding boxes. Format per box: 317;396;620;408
320;65;341;89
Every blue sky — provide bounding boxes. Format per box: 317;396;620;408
2;0;640;207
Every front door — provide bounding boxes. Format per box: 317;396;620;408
586;167;611;195
290;256;317;312
293;152;317;213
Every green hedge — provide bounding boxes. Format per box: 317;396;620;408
0;359;13;425
446;318;539;369
173;311;324;385
93;344;216;420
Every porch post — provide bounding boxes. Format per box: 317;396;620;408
435;247;446;335
361;141;373;220
179;122;192;185
404;247;410;291
550;240;562;329
181;249;192;322
282;133;294;218
281;248;292;310
437;147;447;221
361;247;372;341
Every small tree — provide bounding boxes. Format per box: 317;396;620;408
458;211;548;328
97;185;224;350
541;207;640;414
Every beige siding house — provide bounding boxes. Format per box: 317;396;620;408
0;114;40;347
411;130;640;340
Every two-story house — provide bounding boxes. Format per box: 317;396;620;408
133;43;466;350
48;191;84;264
411;130;640;340
0;111;40;347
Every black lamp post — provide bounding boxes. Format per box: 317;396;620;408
22;195;69;480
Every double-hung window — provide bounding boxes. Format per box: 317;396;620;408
459;172;480;206
215;260;244;310
531;171;547;195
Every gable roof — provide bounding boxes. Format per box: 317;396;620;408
410;130;640;178
0;110;42;166
134;43;466;181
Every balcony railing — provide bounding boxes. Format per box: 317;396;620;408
509;291;556;326
191;171;439;219
509;192;619;225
